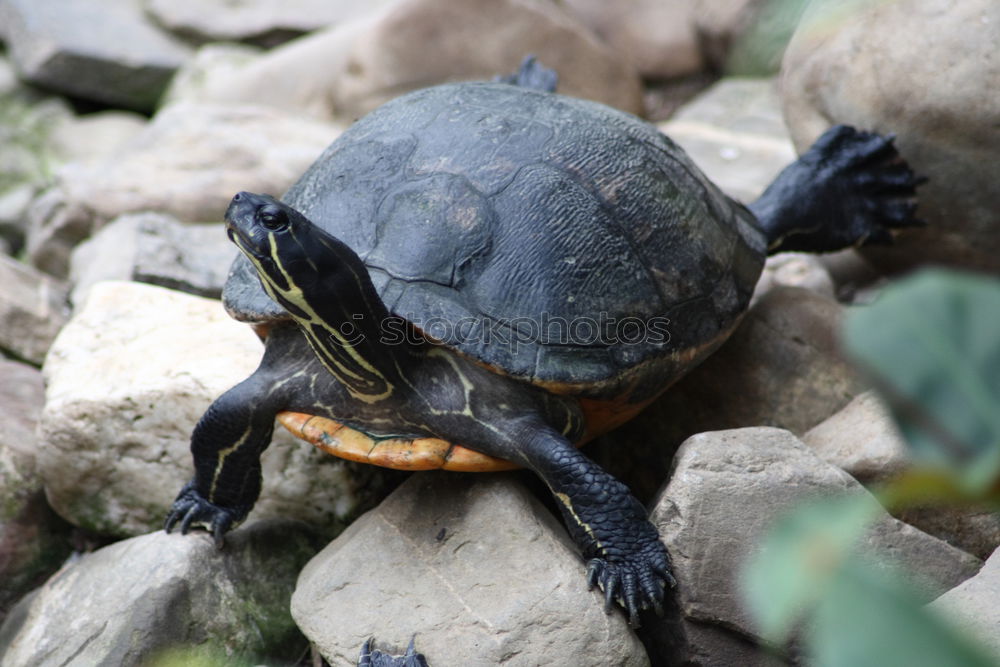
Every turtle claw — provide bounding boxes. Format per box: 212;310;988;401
358;636;428;667
164;481;243;548
586;542;673;628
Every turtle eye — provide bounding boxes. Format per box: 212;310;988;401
258;205;288;231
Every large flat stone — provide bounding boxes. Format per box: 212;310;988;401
292;472;650;667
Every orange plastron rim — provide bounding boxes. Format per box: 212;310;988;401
276;411;520;472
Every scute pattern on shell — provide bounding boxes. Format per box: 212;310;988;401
225;83;767;399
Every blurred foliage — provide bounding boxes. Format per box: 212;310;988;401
725;0;811;76
726;0;900;77
743;269;1000;665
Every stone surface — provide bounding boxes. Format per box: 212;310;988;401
0;358;72;625
38;281;383;538
753;253;835;305
804;392;1000;560
563;0;703;80
929;547;1000;660
660;77;797;204
69;212;237;307
649;428;982;654
168;0;645;121
0;254;69;365
292;472;650;667
591;287;865;503
26;103;341;278
48;110;147;166
781;0;1000;274
0;520;317;666
802;391;911;484
0;0;192;111
146;0;392;46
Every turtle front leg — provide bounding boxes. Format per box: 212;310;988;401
512;426;675;626
165;324;309;546
164;377;277;547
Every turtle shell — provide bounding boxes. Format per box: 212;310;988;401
223;82;767;401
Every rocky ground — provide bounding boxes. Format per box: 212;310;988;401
0;0;998;666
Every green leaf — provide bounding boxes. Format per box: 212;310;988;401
842;269;1000;492
741;494;879;641
809;557;997;667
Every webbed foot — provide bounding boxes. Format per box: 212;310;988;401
163;481;245;548
358;637;428;667
752;124;926;254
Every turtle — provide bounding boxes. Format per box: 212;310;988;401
165;57;923;627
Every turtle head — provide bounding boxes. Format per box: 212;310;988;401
224;191;328;297
225;191;308;264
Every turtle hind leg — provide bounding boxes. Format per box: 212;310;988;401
749;124;926;254
494;55;559;93
358;637;429;667
507;426;675;627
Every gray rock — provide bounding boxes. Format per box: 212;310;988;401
929;547;1000;660
649;428;982;657
69;212;237;307
0;357;72;625
145;0;391;46
0;520;317;666
0;254;69;365
804;392;1000;560
802;391;911;484
47;110;147;166
590;287;864;503
38;281;379;537
0;0;191;111
291;472;650;667
0;87;74;252
167;0;646;121
660;77;797;204
25;103;341;278
563;0;703;80
781;0;1000;274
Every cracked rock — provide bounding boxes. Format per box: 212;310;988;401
291;471;650;667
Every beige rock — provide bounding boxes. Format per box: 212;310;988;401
0;255;69;365
564;0;703;80
169;0;645;120
781;0;1000;273
802;390;911;484
753;253;835;304
26;103;341;277
292;472;649;667
38;281;368;537
649;427;982;653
